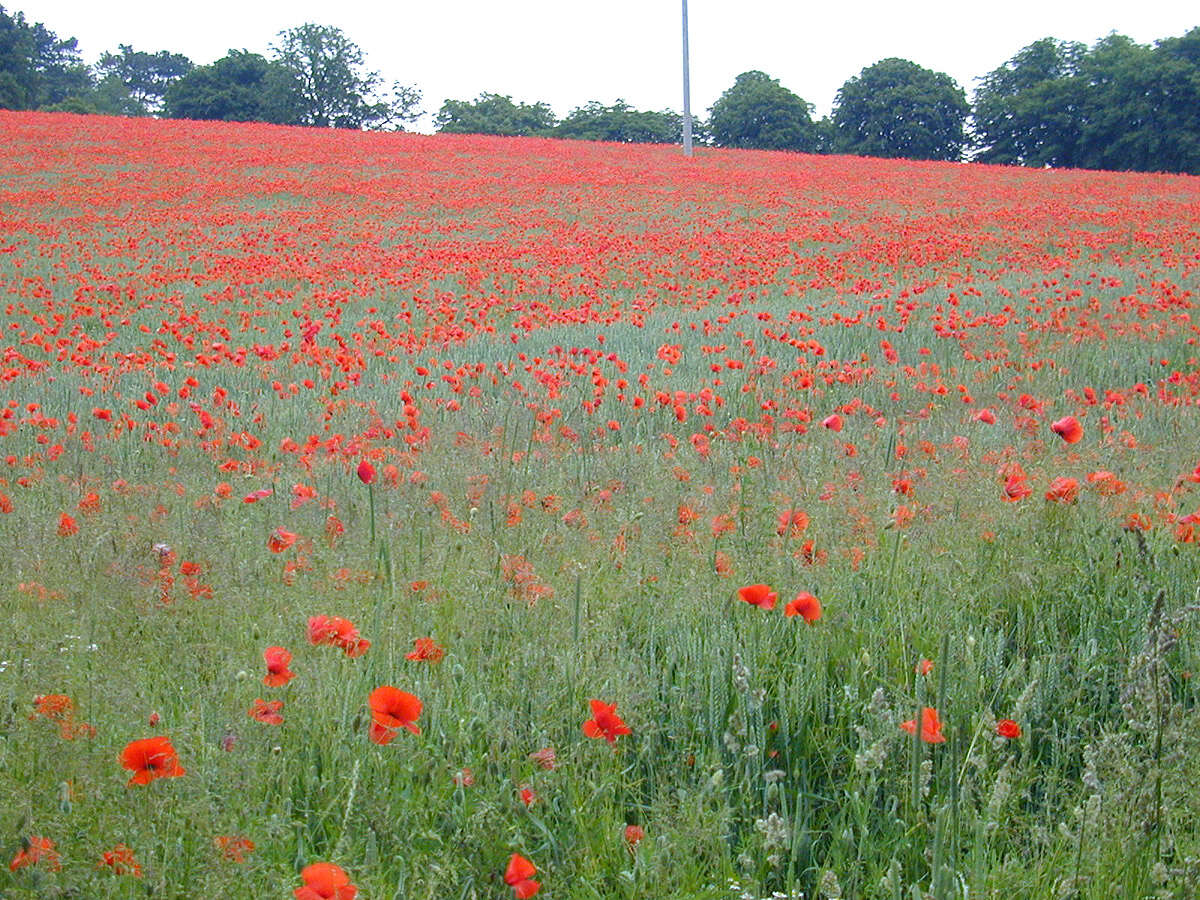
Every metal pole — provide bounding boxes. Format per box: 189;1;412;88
682;0;693;156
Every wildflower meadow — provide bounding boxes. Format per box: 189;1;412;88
2;110;1199;898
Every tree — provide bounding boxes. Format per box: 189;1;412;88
833;58;969;161
708;71;819;152
554;100;680;143
435;93;555;136
973;31;1200;174
271;23;419;130
164;50;296;124
972;38;1088;167
0;4;91;110
94;44;193;115
1073;32;1200;174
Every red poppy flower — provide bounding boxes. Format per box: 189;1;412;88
776;508;810;537
972;408;996;424
529;746;558;769
900;707;946;744
120;736;186;786
518;786;537;806
405;636;445;663
995;719;1022;739
294;861;357;900
367;685;422;743
325;515;345;541
248;698;284;725
307;615;370;657
57;512;78;536
1050;415;1083;444
268;527;298;554
214;835;255;863
10;836;60;872
263;646;295;686
822;413;843;431
1044;476;1079;504
915;658;934;676
737;583;777;610
783;591;822;624
243;487;273;503
356;460;376;484
1087;470;1127;496
624;824;645;850
504;853;541;899
99;843;142;876
1002;472;1031;501
582;698;631;744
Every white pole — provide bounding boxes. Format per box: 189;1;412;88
682;0;693;156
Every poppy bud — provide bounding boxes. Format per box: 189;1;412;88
356;460;376;484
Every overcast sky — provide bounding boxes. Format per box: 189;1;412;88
19;1;1199;129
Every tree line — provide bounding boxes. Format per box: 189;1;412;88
1;5;1197;174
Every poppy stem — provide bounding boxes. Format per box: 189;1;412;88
367;482;376;545
910;674;925;814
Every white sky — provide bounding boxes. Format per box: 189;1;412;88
19;1;1199;130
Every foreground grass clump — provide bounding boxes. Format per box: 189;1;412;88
1;110;1199;898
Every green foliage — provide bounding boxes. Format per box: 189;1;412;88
833;58;969;161
435;92;556;136
270;23;420;130
0;4;91;110
972;38;1088;168
554;99;681;144
95;43;193;115
973;30;1200;174
164;51;296;124
708;70;819;152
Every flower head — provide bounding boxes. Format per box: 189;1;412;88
248;698;284;725
405;637;445;664
367;685;422;743
995;718;1022;739
504;853;541;899
582;698;631;745
10;836;60;872
624;824;645;850
263;646;295;686
99;843;141;877
1044;476;1079;504
737;583;777;610
268;527;298;554
121;736;185;786
1050;415;1083;444
295;861;357;900
900;707;946;744
307;615;370;657
356;460;376;485
214;835;255;863
783;591;822;624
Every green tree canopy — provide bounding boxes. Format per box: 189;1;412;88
1074;31;1200;174
833;58;969;161
164;50;295;124
0;4;90;110
708;70;818;152
435;92;555;136
972;38;1088;167
973;30;1200;174
554;100;681;144
271;23;420;130
95;44;193;115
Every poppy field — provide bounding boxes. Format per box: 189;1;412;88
3;110;1200;899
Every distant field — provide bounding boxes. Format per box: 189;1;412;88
2;110;1199;899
